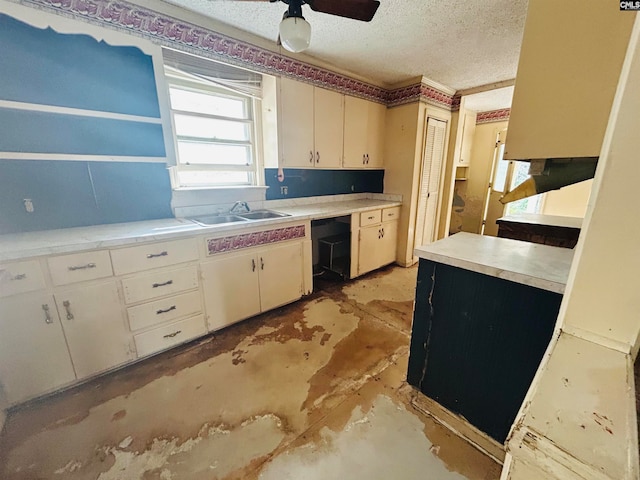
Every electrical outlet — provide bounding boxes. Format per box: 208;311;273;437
280;186;288;195
23;198;34;213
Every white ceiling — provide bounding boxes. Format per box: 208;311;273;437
163;0;528;94
464;86;514;112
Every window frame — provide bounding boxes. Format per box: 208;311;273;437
165;73;261;189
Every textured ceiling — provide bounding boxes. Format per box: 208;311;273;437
464;86;514;112
162;0;528;92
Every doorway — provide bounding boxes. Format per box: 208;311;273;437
481;129;544;236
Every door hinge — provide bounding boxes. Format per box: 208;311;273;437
482;220;487;225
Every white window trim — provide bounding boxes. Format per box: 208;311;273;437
165;72;264;190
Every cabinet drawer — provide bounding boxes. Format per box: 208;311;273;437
122;265;199;304
382;207;400;222
0;260;46;297
360;210;382;227
127;290;202;332
134;314;206;358
111;238;198;276
47;251;113;286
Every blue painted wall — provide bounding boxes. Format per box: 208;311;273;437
0;14;171;233
0;14;160;117
265;168;384;200
0;160;172;234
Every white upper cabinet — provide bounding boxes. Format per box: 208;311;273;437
313;87;344;168
457;112;476;167
504;0;635;160
279;78;344;168
343;96;386;168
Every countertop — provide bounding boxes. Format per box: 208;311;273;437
0;197;402;262
414;232;574;294
497;213;583;229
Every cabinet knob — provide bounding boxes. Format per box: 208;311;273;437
146;251;168;259
62;300;74;320
42;304;53;324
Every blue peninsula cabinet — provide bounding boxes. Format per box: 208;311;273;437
407;233;574;444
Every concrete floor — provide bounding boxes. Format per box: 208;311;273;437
0;265;502;480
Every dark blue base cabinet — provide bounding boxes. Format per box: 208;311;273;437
407;259;562;443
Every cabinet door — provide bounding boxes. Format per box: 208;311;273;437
280;77;315;168
457;113;476;167
258;242;303;312
0;293;76;404
201;252;261;331
366;101;386;168
379;221;398;266
357;225;384;276
56;281;134;379
313;87;344;168
343;95;368;168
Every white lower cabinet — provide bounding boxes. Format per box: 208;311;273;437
356;209;399;277
0;293;76;404
202;242;303;331
55;281;134;379
134;314;207;358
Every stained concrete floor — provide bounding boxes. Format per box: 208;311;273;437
0;265;502;480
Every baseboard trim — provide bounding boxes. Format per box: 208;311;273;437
410;391;506;464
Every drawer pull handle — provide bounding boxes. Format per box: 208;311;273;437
367;216;375;220
252;258;256;272
147;251;168;259
152;280;173;288
11;273;27;280
68;263;96;271
156;305;177;315
260;257;264;270
42;304;53;324
381;227;385;238
163;330;182;339
316;151;320;163
309;150;314;164
378;229;382;239
62;300;74;320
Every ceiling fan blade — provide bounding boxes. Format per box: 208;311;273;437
307;0;380;22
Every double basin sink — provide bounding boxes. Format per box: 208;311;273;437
189;210;291;227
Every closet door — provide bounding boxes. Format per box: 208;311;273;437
414;117;447;251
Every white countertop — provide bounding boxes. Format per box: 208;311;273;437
0;197;401;262
414;232;574;294
497;213;583;229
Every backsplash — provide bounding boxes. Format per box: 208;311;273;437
0;160;172;234
265;168;384;200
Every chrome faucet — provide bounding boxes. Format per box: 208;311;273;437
229;201;250;214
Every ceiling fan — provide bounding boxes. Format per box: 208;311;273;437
244;0;381;53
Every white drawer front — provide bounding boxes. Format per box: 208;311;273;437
360;209;382;227
134;314;206;358
0;260;46;297
111;238;198;276
382;206;401;222
127;290;202;332
47;251;113;286
122;265;199;305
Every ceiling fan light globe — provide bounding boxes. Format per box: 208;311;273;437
279;16;311;53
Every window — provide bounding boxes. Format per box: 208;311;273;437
505;161;544;215
163;49;262;188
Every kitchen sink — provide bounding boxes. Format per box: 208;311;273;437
189;215;249;226
238;210;291;220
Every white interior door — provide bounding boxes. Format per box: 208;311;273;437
414;117;447;255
